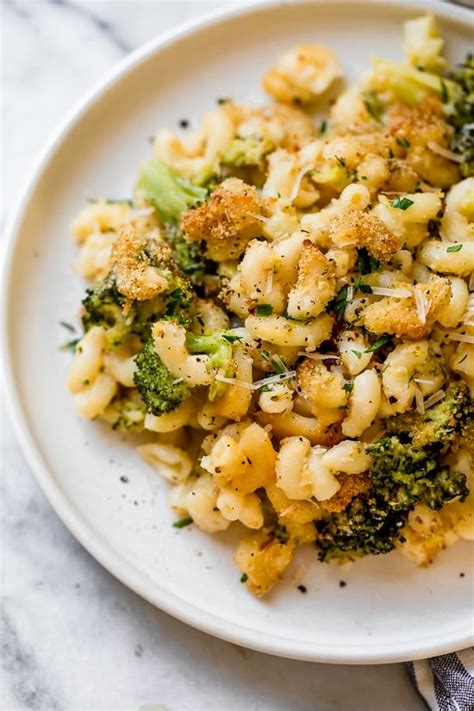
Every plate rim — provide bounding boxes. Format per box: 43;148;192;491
2;0;474;664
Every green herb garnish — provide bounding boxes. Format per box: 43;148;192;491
59;321;76;333
357;248;380;275
446;244;463;253
173;517;193;529
240;573;248;583
329;285;349;321
60;338;80;352
364;91;382;121
365;335;392;353
391;196;414;210
343;382;354;392
396;137;411;149
256;304;273;316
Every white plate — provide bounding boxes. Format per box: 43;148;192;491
3;0;474;664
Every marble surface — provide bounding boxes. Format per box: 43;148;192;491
0;2;426;709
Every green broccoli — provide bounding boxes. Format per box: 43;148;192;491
187;330;236;399
133;334;190;415
367;436;468;512
81;274;131;346
386;382;473;449
221;135;273;169
82;273;167;346
102;391;147;431
443;54;474;177
137;158;207;225
164;224;213;287
316;496;405;561
316;388;471;562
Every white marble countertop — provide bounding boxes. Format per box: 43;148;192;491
1;2;425;709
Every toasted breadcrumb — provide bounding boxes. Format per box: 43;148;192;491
234;528;296;597
388;97;460;187
321;473;372;513
111;224;171;301
182;178;262;261
363;276;451;339
297;359;347;410
327;212;401;260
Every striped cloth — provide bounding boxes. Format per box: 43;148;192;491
406;649;474;710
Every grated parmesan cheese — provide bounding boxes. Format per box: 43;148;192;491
415;387;425;415
448;333;474;345
371;286;412;298
414;287;428;325
427;141;463;163
289;164;314;201
424;389;446;409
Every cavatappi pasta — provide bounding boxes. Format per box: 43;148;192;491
66;14;473;597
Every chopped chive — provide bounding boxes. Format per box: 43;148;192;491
319;119;328;135
173;517;193;529
363;91;382;121
446;244;463;253
256;304;273;316
240;573;248;583
329;285;349;321
222;333;242;343
59;320;76;333
395;137;411;148
351;349;363;360
343;382;354;392
271;355;286;374
261;349;271;361
391;196;414;210
365;335;392;353
59;338;79;352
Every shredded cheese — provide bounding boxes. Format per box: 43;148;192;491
427;141;463;163
265;270;273;295
214;374;255;390
252;371;296;389
448;333;474;345
298;352;340;361
371;286;412;298
424;389;446;409
289;164;313;201
414;287;428;325
415;387;425;415
214;370;296;391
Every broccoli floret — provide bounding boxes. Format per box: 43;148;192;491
137;158;207;225
187;330;235;399
82;274;131;346
81;273;167;346
133;334;190;415
316;496;404;561
367;436;468;512
164;224;214;287
221;135;273;168
316;411;470;562
386;382;473;448
102;391;147;431
163;272;195;325
444;54;474;177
